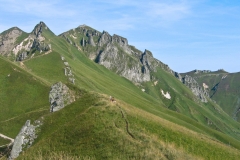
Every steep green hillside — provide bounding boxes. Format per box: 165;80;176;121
57;25;240;141
0;22;240;159
0;57;49;138
19;23;240;142
17;93;240;160
182;70;240;122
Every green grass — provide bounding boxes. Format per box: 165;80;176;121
24;52;67;84
0;57;49;137
15;32;29;44
21;31;240;146
17;93;240;160
183;71;240;121
0;138;10;146
1;24;240;159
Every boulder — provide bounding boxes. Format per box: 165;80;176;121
8;120;40;160
49;82;75;112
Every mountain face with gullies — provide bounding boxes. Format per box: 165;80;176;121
1;21;240;160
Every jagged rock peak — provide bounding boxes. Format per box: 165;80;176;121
32;21;48;37
143;49;153;57
102;30;109;34
98;31;112;46
112;34;128;46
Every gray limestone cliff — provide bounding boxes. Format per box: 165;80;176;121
15;21;51;61
182;75;209;102
98;31;112;47
8;120;42;160
60;25;178;83
0;27;23;56
0;21;52;61
58;24;210;102
49;82;75;112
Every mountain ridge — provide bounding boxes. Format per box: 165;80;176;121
0;21;240;159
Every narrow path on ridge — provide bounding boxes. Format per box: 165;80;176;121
0;133;14;147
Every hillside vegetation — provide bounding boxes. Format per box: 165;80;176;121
182;70;240;122
0;22;240;159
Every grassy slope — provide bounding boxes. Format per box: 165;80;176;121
60;27;240;140
0;57;50;138
144;69;240;140
182;71;240;122
18;93;240;160
1;25;240;159
21;29;240;148
0;138;10;146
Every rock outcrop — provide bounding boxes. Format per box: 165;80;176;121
16;52;28;61
59;24;212;102
98;31;112;47
62;57;75;84
49;82;75;112
174;72;182;81
88;34;96;46
15;21;51;61
182;75;209;102
112;34;131;54
60;25;187;84
30;22;51;52
0;27;23;56
8;120;41;160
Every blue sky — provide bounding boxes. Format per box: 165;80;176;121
0;0;240;73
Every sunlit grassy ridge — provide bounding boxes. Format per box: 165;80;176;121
59;25;240;141
1;23;240;159
23;29;240;145
17;93;240;160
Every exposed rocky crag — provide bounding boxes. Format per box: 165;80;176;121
62;57;75;84
15;22;51;61
182;75;209;102
0;22;209;103
0;27;24;56
0;21;51;61
60;25;176;83
59;25;211;103
8;120;42;160
30;21;51;52
49;82;75;112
